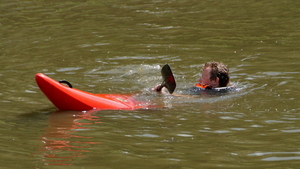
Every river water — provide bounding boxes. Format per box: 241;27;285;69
1;0;300;168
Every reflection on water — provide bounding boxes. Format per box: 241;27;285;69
38;111;101;166
249;151;300;161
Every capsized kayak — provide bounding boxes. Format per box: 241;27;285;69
35;73;148;111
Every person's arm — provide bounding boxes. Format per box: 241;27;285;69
153;84;197;98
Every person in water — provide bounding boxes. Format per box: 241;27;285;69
154;61;230;93
195;61;230;89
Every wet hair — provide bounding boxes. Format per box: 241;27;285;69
202;61;230;87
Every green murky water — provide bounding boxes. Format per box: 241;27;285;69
1;0;300;168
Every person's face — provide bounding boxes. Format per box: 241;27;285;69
198;67;219;87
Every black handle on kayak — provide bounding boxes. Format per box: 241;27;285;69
58;80;73;88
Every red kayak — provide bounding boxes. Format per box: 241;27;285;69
35;73;148;111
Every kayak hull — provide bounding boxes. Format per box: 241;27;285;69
35;73;146;111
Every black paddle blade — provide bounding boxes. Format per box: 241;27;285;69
157;64;176;94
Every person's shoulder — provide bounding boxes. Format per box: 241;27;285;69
190;85;237;95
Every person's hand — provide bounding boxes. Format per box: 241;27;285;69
152;84;162;92
152;84;169;94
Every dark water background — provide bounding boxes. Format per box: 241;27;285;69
1;0;300;168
